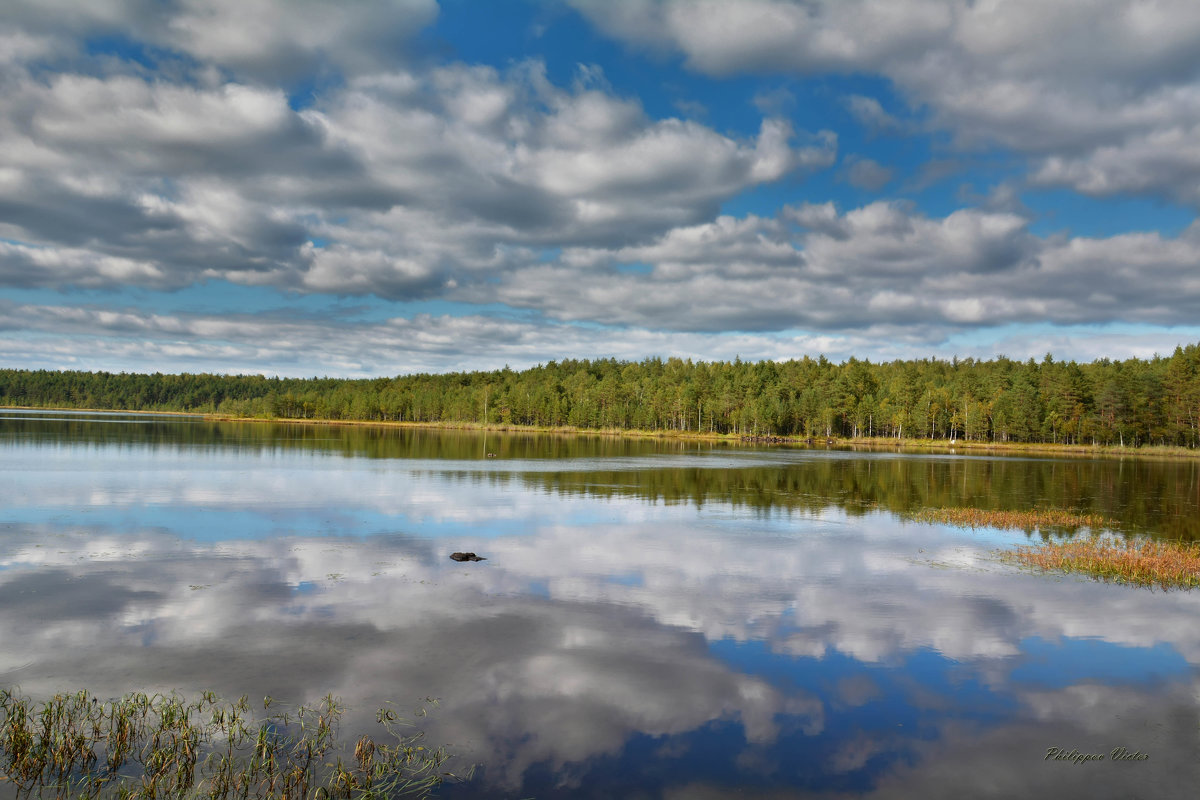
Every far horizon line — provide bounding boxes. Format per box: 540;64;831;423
6;343;1198;381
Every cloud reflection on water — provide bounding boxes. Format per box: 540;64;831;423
1;424;1198;797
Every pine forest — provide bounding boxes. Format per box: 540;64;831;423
4;344;1200;449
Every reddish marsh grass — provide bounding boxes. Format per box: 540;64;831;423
909;507;1110;532
1005;537;1200;590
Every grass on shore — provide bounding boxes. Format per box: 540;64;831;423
908;507;1111;532
0;688;460;799
198;417;1200;461
1003;537;1200;590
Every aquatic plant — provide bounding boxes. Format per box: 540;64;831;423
0;688;459;799
908;507;1110;532
1004;537;1200;590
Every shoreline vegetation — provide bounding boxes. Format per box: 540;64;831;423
2;347;1199;455
5;403;1200;463
167;416;1200;461
0;689;459;799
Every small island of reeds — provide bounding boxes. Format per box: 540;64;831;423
907;507;1110;532
1003;537;1200;590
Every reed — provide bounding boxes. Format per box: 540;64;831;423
908;507;1110;532
1004;537;1200;590
0;689;460;799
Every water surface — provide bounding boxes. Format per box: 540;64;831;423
1;410;1198;798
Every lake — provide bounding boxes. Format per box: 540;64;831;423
1;409;1198;798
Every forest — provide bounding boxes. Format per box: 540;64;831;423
3;344;1199;448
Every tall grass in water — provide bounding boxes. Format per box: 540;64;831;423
0;689;458;799
908;507;1110;532
1005;537;1200;590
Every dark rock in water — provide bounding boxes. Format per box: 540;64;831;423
450;552;486;562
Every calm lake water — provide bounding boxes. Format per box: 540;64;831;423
2;409;1199;798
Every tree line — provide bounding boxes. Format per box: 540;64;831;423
2;344;1199;447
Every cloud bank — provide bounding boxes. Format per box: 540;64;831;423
1;0;1199;374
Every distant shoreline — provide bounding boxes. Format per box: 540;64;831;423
2;406;205;417
7;404;1198;462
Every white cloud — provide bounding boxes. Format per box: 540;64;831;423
472;201;1191;333
2;0;1199;375
0;28;62;64
163;0;439;80
1;0;438;80
572;0;1200;206
5;293;1200;379
299;244;442;296
0;299;824;375
0;241;171;288
6;183;1200;368
570;0;952;76
0;58;833;298
1031;120;1200;204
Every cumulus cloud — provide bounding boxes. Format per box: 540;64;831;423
7;193;1200;375
0;55;833;298
1031;121;1200;204
0;298;887;376
6;200;1200;375
569;0;952;76
571;0;1200;206
319;63;833;245
1;0;438;80
3;0;1200;375
464;202;1200;334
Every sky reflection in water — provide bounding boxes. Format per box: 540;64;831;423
1;410;1197;798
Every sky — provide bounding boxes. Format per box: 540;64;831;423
3;0;1200;378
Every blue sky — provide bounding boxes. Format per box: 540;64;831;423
3;0;1200;377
